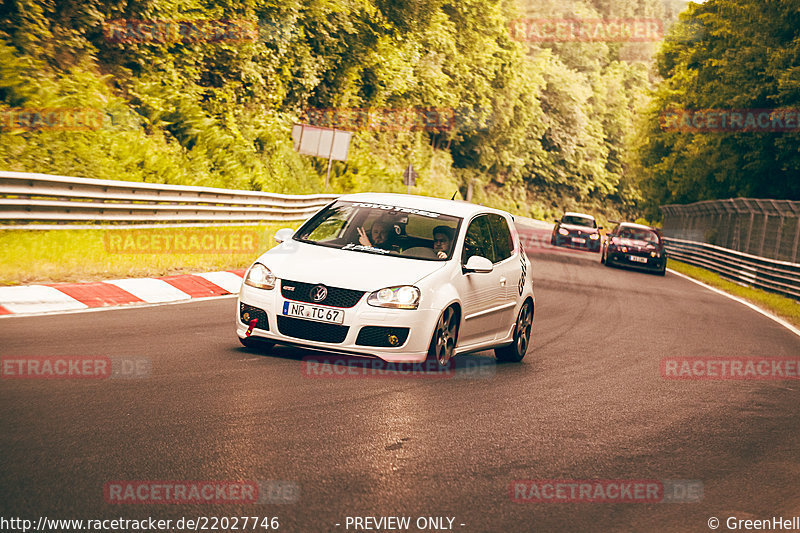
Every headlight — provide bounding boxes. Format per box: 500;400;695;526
589;234;599;240
620;246;628;253
367;286;420;310
244;263;276;290
558;227;569;236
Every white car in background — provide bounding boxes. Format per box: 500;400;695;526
236;193;535;367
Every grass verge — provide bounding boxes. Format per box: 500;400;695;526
667;258;800;328
0;223;302;286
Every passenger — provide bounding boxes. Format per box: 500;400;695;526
432;225;454;259
357;219;398;251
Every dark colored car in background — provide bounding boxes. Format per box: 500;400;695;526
551;212;602;252
601;222;666;275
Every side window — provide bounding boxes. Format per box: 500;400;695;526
462;216;495;263
488;214;513;262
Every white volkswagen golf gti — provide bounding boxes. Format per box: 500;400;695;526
236;193;534;367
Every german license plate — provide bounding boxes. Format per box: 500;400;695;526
282;301;344;324
571;237;586;244
629;255;648;263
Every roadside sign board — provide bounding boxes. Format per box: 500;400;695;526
292;124;352;161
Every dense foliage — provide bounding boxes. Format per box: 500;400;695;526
634;0;800;218
0;0;689;219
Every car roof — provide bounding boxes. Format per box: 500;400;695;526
337;192;509;219
618;222;659;231
563;211;595;219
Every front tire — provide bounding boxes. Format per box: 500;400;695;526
495;300;533;363
427;306;459;368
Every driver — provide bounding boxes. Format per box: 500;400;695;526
357;219;398;251
432;225;454;259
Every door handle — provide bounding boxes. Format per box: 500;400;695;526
500;277;507;286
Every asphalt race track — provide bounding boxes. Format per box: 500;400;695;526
2;237;799;533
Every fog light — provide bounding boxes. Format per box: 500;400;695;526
388;334;399;346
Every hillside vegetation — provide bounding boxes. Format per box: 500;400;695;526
633;0;800;218
1;0;687;221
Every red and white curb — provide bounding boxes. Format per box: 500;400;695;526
0;269;245;317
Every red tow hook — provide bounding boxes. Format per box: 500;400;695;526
245;318;258;337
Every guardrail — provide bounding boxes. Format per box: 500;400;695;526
0;171;339;228
661;198;800;263
665;237;800;300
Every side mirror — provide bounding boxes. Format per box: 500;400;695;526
463;255;493;273
274;228;294;243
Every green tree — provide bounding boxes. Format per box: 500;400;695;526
635;0;800;218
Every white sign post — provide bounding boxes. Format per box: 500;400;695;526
402;163;418;194
292;124;353;189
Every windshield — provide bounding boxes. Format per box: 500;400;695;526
294;200;462;260
562;215;596;228
617;227;659;243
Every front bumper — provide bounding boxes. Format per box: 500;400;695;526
553;234;601;251
608;251;666;271
236;283;439;363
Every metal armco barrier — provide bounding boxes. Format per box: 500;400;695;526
0;171;339;227
661;198;800;263
664;238;800;300
516;222;800;301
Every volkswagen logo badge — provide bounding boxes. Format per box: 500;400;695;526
310;285;327;302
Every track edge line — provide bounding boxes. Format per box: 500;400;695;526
667;268;800;338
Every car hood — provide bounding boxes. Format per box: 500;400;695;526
614;238;658;249
561;224;598;233
253;239;446;290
